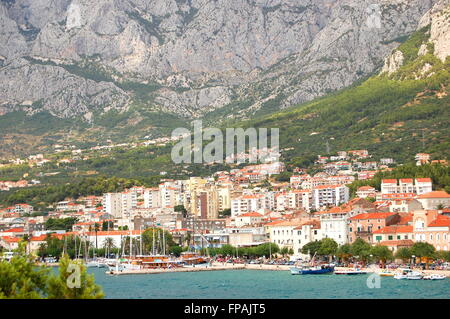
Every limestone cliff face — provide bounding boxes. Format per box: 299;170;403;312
380;0;449;78
425;0;450;62
0;0;443;120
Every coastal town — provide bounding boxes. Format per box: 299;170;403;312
1;146;449;279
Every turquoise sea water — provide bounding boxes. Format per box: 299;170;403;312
88;268;450;299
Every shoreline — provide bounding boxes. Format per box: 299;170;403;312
105;263;450;276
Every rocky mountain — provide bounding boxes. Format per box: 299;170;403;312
0;0;441;123
239;0;449;164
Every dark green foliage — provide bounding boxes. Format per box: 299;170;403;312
410;242;436;258
45;218;78;232
0;176;142;207
301;240;322;256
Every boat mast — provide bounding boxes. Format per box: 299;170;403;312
78;234;83;260
162;229;166;256
159;230;162;255
152;227;155;255
129;229;132;258
74;234;77;260
140;226;143;256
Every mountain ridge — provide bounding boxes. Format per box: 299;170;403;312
0;0;439;121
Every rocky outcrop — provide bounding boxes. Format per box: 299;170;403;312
381;50;404;75
0;0;443;120
428;2;450;62
380;0;449;79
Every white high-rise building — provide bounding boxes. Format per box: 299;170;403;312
381;178;432;195
143;188;161;208
103;190;137;218
311;185;349;210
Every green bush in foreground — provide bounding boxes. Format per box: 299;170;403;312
0;242;104;299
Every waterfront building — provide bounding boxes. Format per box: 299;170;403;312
228;226;267;247
293;219;322;256
348;212;400;244
373;225;414;243
267;220;303;252
412;210;450;251
317;206;351;246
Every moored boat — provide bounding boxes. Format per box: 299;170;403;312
290;252;334;275
423;274;446;280
334;268;368;275
393;269;423;280
379;269;395;277
290;264;335;275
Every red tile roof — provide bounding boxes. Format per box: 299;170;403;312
417;191;450;199
4;227;25;233
239;212;263;217
357;186;376;191
350;212;396;220
397;213;413;225
1;236;21;243
428;215;450;227
373;225;413;234
416;178;432;183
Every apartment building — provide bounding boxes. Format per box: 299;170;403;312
381;178;432;195
311;185;350;210
143;188;161;208
413;210;450;251
348;212;400;244
103;191;137;218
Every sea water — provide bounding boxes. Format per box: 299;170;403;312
87;268;450;299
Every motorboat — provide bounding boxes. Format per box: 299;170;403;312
290;252;334;275
423;274;446;280
334;268;368;275
379;269;396;277
290;264;335;275
394;268;423;280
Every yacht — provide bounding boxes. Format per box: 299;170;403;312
394;268;423;280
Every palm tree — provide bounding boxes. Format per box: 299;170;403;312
22;234;31;255
94;223;100;251
103;237;115;258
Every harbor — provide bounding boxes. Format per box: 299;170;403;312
87;267;450;299
105;260;450;278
